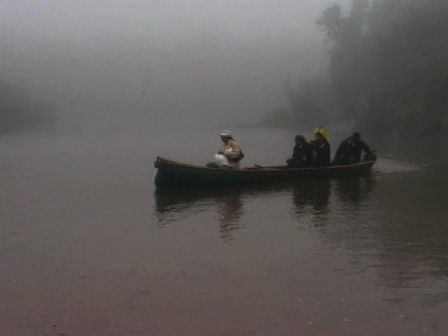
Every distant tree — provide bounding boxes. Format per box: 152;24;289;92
316;4;345;43
284;76;340;128
261;76;340;129
316;0;448;139
317;0;378;120
260;106;295;129
0;79;55;135
264;0;448;144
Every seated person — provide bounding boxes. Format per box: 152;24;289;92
332;132;373;165
310;128;331;166
287;135;314;167
217;130;244;169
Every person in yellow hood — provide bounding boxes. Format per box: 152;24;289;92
310;127;331;166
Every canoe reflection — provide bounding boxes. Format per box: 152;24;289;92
334;175;377;204
154;187;243;239
154;185;288;240
291;175;376;228
154;176;376;238
292;178;331;218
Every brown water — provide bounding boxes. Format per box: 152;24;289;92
1;124;448;336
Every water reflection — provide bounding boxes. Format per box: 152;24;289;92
216;191;244;240
154;176;378;239
290;175;377;225
154;187;249;241
154;187;218;221
291;178;331;221
334;175;377;205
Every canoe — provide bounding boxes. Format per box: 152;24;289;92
153;156;376;188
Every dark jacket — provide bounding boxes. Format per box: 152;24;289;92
311;140;331;166
287;142;314;167
333;138;372;165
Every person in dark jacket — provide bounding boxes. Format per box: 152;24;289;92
332;132;373;165
311;129;331;166
287;135;314;167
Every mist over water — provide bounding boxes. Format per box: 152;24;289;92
1;0;352;130
2;1;448;335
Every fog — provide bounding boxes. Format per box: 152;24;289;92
0;0;350;129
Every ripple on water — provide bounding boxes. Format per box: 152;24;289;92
375;158;421;174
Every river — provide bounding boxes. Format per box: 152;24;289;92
1;122;447;335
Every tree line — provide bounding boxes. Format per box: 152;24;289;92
264;0;448;144
0;79;55;135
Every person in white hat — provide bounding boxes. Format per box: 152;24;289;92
217;130;244;169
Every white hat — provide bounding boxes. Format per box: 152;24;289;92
220;130;232;137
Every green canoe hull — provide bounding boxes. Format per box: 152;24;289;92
154;156;376;188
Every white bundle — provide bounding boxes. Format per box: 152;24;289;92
214;154;229;167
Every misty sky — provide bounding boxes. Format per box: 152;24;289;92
0;0;350;123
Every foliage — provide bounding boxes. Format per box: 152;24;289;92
267;0;448;142
260;107;296;129
0;79;55;135
315;0;448;139
262;75;341;130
